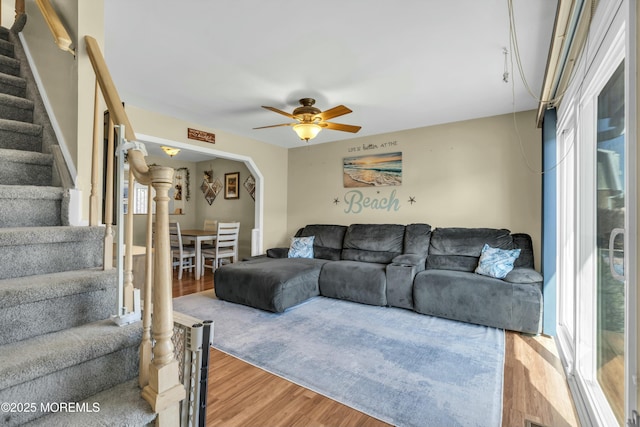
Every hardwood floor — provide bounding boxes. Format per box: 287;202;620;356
173;270;579;427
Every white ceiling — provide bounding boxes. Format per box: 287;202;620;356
104;1;557;151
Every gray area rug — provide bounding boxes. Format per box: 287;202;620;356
173;291;505;427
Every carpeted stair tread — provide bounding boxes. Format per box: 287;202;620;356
0;117;41;134
0;117;42;152
0;268;115;309
0;92;34;122
0;225;103;246
0;148;52;165
0;71;25;87
0;183;65;227
0;319;142;391
0;71;26;97
0;38;14;58
0;185;63;227
0;184;61;200
0;226;104;278
0;268;118;345
0;184;65;201
23;379;156;427
0;54;20;77
0;148;53;186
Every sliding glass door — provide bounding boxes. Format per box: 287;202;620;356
595;60;626;425
556;1;636;425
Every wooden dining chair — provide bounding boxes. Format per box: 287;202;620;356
169;222;196;279
201;218;218;249
202;222;240;274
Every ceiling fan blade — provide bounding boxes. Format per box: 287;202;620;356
322;122;361;133
316;105;352;121
253;123;294;129
262;105;296;119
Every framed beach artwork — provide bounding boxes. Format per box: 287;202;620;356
343;152;402;188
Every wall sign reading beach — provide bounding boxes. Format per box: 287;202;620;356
343;152;402;188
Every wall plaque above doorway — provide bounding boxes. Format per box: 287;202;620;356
188;128;215;143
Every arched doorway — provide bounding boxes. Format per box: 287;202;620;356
137;133;264;256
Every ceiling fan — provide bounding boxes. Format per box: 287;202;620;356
254;98;361;142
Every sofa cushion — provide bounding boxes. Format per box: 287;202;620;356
427;227;514;272
342;224;405;263
298;224;348;261
475;244;521;279
413;269;543;334
425;254;479;272
214;257;328;313
504;267;543;286
403;223;432;255
288;236;315;259
319;260;388;306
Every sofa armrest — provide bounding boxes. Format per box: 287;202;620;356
504;267;543;285
266;247;289;258
386;254;427;310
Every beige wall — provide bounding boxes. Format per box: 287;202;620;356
20;0;104;222
21;0;79;165
287;110;542;267
124;105;288;252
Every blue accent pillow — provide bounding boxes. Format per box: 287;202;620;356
475;244;521;279
288;236;315;259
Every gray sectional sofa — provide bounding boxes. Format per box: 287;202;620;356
213;223;544;334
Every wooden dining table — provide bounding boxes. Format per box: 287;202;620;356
180;229;217;280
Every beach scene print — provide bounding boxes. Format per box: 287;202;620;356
343;152;402;187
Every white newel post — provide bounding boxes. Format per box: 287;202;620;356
141;165;185;425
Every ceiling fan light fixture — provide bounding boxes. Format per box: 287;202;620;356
293;123;322;141
161;146;181;157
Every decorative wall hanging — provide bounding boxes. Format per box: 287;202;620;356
224;172;240;200
174;167;190;201
243;174;256;200
188;127;215;143
201;170;222;206
343;152;402;188
201;170;212;193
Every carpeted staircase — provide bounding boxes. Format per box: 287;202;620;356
0;24;155;426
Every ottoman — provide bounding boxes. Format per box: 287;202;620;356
213;257;329;312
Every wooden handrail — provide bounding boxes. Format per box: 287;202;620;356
15;0;24;17
85;36;136;142
35;0;74;55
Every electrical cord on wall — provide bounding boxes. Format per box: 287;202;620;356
506;0;590;174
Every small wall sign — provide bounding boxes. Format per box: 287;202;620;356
188;128;215;143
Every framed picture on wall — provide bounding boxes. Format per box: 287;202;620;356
224;172;240;199
343;152;402;188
